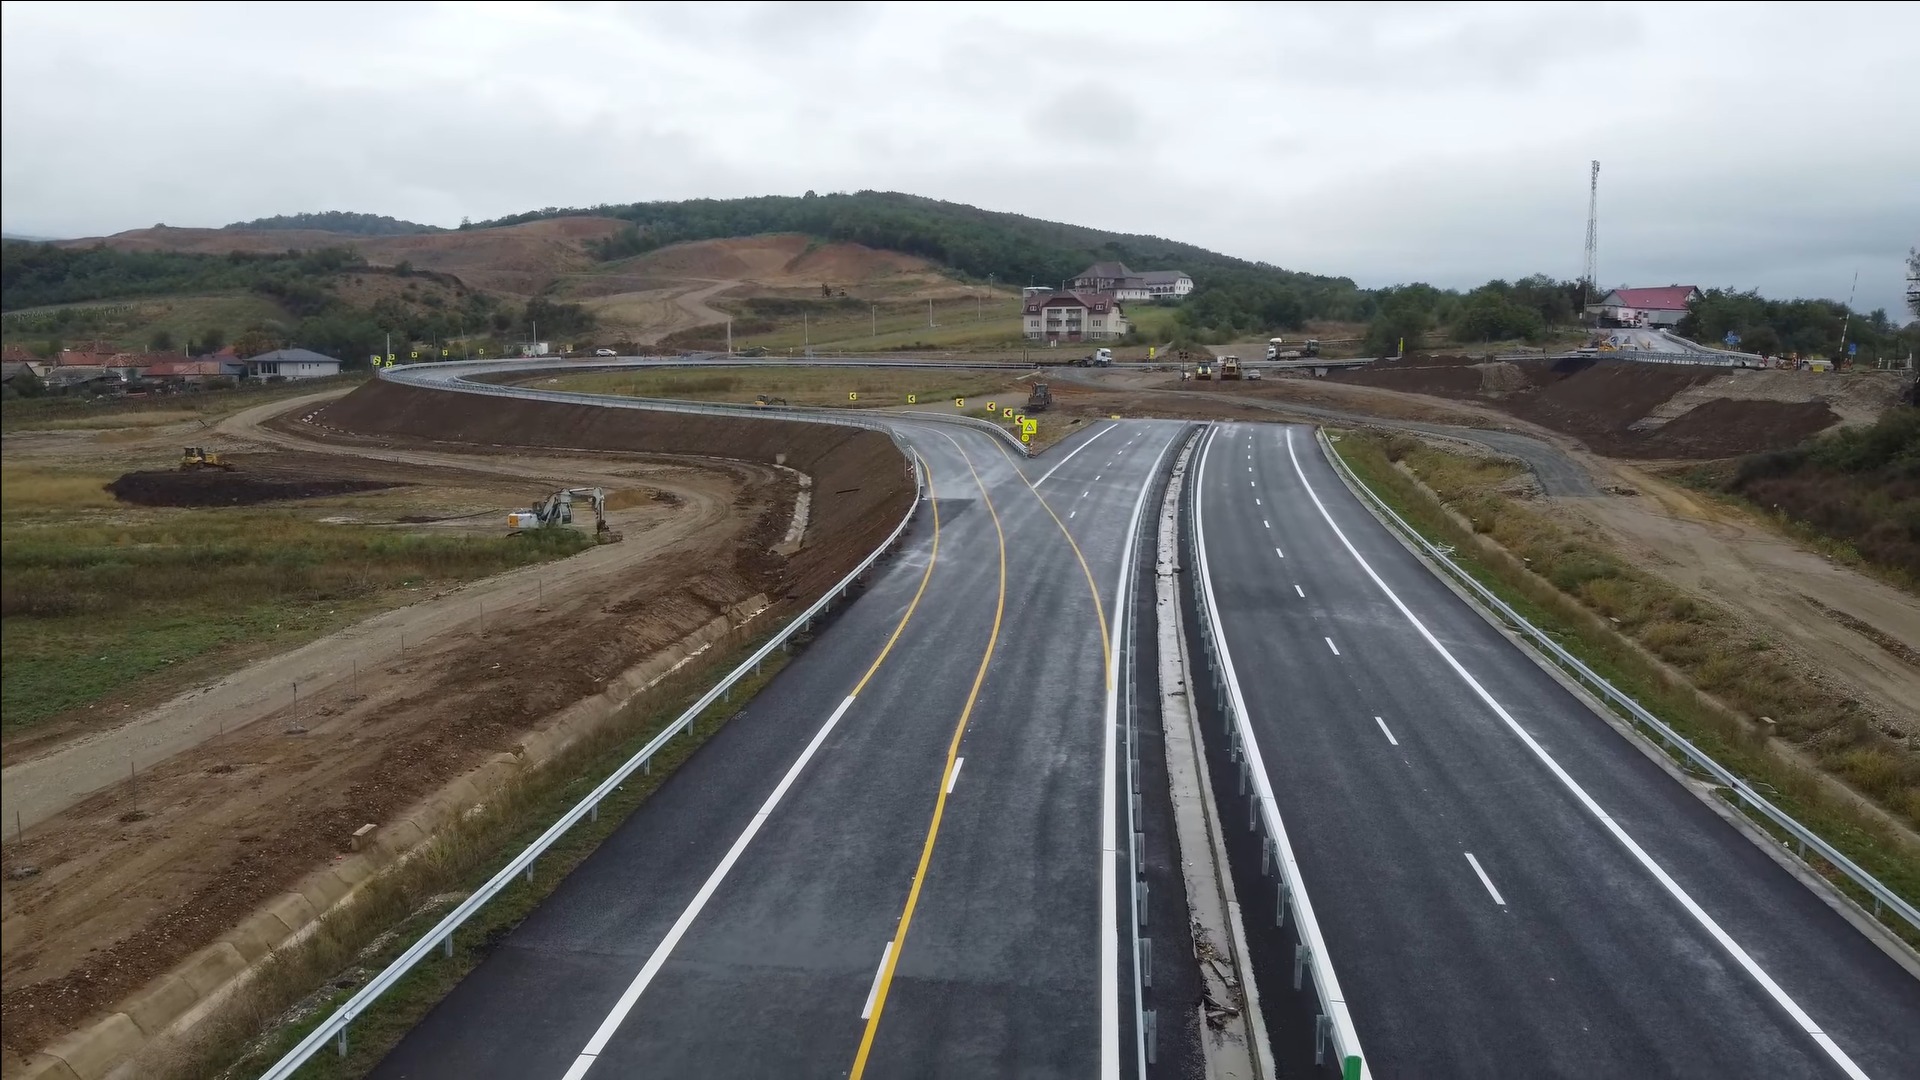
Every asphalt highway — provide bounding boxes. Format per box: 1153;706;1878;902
369;396;1188;1078
1192;421;1920;1078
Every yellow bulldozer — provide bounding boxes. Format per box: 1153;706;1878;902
179;447;234;472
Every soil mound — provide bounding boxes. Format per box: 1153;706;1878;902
1331;354;1835;457
107;471;400;507
317;378;914;603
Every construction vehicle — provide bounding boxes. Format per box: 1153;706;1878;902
1266;338;1323;361
179;446;234;472
1219;356;1243;380
1026;381;1053;412
509;487;615;541
1194;359;1215;380
754;394;790;407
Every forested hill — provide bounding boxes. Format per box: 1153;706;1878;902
223;211;443;235
477;190;1370;330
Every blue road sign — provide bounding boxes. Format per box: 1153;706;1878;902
1848;342;1858;355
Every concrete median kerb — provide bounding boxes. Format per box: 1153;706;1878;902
34;1012;143;1080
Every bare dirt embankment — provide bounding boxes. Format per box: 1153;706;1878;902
317;379;916;604
1322;354;1874;457
0;381;913;1062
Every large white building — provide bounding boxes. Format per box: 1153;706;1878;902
1068;262;1193;301
247;347;344;380
1023;290;1130;342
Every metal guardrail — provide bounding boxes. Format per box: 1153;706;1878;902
386;359;1033;455
1316;429;1919;936
1185;425;1369;1080
259;375;934;1079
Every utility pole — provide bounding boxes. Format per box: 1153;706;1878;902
1582;160;1600;316
804;312;810;351
1837;270;1859;360
871;304;877;338
726;319;733;356
927;298;934;328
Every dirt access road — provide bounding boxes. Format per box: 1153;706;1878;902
569;278;738;345
1568;463;1920;742
1;391;793;1055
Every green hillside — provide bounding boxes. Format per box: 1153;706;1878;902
222;210;444;235
478;190;1370;338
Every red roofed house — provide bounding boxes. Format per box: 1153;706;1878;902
1022;290;1131;342
1591;285;1700;328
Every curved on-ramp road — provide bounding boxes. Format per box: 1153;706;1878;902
366;362;1184;1078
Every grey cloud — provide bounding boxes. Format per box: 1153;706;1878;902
3;1;1915;316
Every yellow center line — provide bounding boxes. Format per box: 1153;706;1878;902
849;435;1008;1078
850;452;942;695
996;440;1112;677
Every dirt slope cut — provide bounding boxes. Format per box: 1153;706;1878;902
567;234;976;302
56;217;629;296
320;378;915;602
1330;354;1844;458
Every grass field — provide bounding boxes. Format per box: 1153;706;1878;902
1;372;368;433
544;366;1025;409
1331;431;1919;939
728;293;1028;351
0;293;291;353
0;463;591;734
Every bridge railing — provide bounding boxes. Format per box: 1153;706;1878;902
1316;429;1918;937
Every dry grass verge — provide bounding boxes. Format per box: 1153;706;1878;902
1332;431;1920;943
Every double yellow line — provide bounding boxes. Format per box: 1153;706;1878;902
850;434;1009;1078
850;432;1115;1076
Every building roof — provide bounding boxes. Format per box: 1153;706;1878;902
248;347;341;365
1135;269;1190;285
1025;290;1124;315
43;365;120;385
141;359;229;378
1073;262;1133;282
1604;285;1699;311
1;361;39;381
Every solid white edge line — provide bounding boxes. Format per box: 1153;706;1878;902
1286;429;1868;1080
1325;637;1340;656
562;694;860;1077
860;942;894;1020
1102;426;1178;1080
1197;425;1367;1075
946;756;965;794
1464;852;1507;906
1036;422;1114;486
1375;716;1398;746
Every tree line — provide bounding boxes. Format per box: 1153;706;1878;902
0;242;593;366
221;210;444;235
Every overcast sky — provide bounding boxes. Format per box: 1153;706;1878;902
4;1;1916;316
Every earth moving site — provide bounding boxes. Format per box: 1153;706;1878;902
2;230;1915;1080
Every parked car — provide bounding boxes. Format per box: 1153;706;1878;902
594;348;618;357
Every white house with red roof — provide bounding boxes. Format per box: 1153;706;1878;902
1590;284;1700;328
1022;290;1131;342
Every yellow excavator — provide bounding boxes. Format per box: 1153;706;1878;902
509;486;617;542
179;446;234;472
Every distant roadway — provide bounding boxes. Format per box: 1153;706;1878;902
371;361;1186;1077
1192;421;1920;1077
